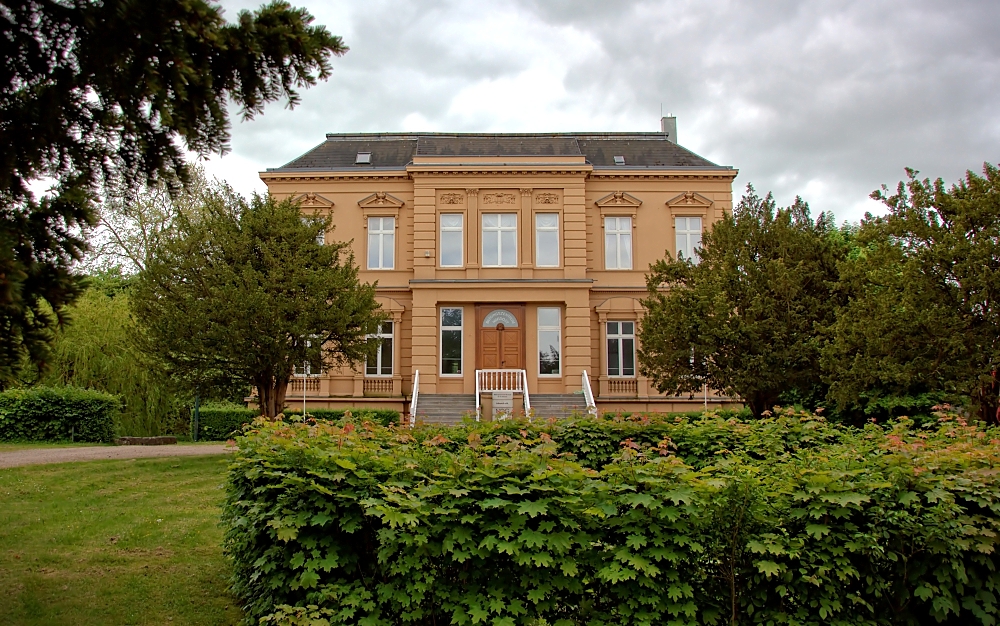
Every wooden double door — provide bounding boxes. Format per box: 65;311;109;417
476;304;525;370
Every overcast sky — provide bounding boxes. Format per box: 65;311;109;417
207;0;1000;223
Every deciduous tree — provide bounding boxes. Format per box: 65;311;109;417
131;190;383;418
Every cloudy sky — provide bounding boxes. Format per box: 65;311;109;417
208;0;1000;223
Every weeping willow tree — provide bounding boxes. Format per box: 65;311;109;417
35;278;180;436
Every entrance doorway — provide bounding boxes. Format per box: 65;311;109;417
476;305;525;370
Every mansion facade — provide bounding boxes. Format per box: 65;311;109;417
262;120;739;420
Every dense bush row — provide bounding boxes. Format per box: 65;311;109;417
0;386;119;442
223;409;1000;625
195;405;402;440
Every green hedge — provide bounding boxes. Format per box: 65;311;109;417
282;407;401;427
196;404;257;441
194;406;403;440
0;386;119;442
223;409;1000;625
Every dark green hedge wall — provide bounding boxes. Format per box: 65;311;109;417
0;387;119;442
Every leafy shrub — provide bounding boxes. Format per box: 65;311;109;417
282;407;401;427
223;408;1000;625
0;386;119;442
196;403;257;441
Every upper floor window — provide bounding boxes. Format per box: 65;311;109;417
366;321;393;376
482;213;517;267
441;308;463;375
607;321;635;377
675;216;703;263
367;216;395;270
538;307;561;376
535;213;559;267
440;214;463;267
605;216;632;269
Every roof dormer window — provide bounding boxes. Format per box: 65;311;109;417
613;155;625;166
355;151;372;165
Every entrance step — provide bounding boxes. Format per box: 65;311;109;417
413;394;477;425
529;394;590;419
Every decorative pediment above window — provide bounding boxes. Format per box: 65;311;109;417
595;191;642;208
595;191;641;218
292;192;335;209
666;191;713;211
358;191;405;208
358;191;405;217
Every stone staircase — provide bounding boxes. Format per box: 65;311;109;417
529;393;591;419
412;394;477;425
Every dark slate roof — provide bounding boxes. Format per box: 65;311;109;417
270;133;727;171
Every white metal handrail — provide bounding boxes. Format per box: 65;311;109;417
582;370;598;417
408;370;419;427
475;369;530;421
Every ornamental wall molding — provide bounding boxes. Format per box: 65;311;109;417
439;192;465;204
357;191;405;208
535;192;559;204
481;192;517;204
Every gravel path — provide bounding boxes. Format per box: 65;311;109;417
0;444;235;468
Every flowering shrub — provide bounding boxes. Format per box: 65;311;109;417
223;409;1000;625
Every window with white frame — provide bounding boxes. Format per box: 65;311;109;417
607;321;635;377
535;213;559;267
367;216;395;270
675;216;703;263
365;321;393;376
440;214;463;267
441;308;463;375
538;307;561;376
604;216;633;269
482;213;517;267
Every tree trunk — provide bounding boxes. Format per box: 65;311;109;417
254;374;290;418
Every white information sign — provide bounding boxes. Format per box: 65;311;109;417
492;391;514;419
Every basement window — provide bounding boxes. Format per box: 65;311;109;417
355;151;372;165
613;155;626;165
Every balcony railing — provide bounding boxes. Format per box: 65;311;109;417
607;378;638;396
289;378;320;393
363;377;394;396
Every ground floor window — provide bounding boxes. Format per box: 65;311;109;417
366;321;393;376
441;308;463;375
538;307;561;375
607;321;635;377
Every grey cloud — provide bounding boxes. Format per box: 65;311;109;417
217;0;1000;222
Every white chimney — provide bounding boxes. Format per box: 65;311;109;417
660;116;677;143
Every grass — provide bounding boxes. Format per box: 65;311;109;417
0;456;242;625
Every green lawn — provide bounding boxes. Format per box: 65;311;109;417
0;442;112;452
0;456;242;625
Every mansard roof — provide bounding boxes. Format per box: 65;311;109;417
269;132;729;172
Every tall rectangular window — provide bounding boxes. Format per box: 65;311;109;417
605;217;632;269
367;216;395;270
482;213;517;267
441;308;463;375
365;321;393;376
440;214;463;267
675;217;703;263
607;321;635;377
535;213;559;267
538;307;561;376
